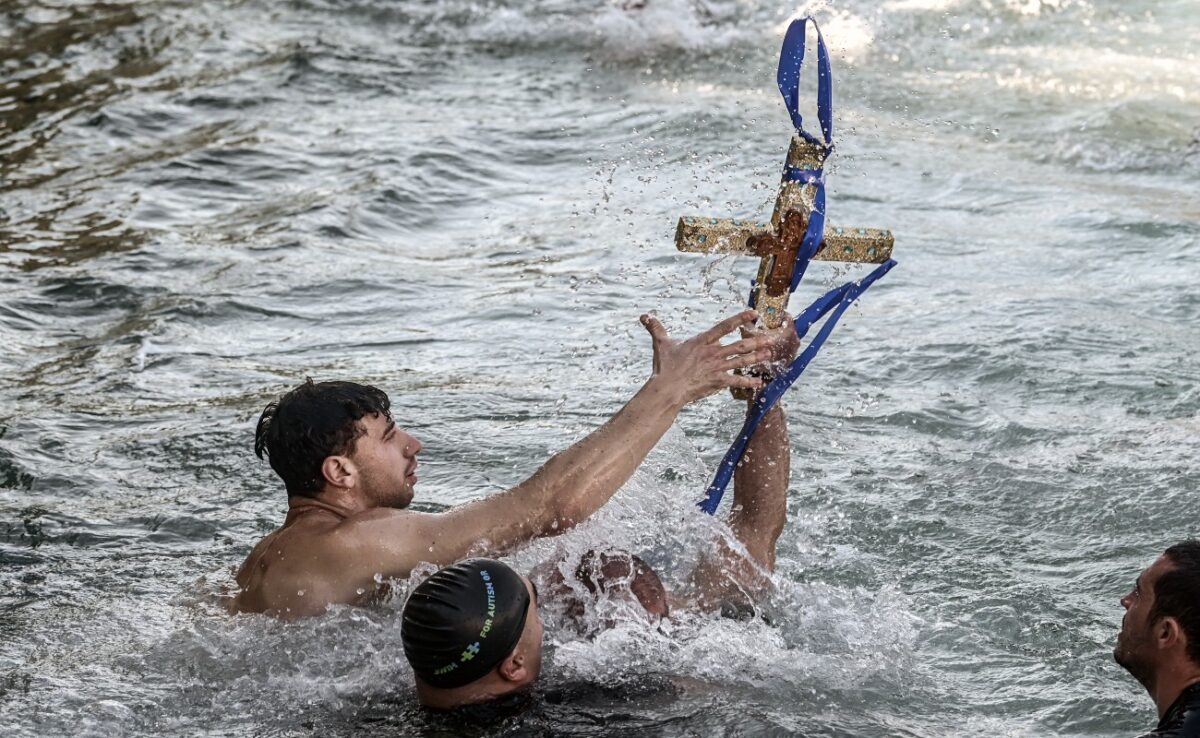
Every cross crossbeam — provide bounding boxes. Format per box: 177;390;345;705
675;136;893;329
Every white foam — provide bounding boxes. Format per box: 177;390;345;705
505;426;919;689
882;0;962;11
985;46;1200;104
589;0;752;61
774;7;877;63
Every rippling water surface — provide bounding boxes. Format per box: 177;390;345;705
2;0;1198;735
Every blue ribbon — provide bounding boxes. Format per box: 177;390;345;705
698;259;896;515
790;182;826;293
696;16;896;515
777;16;833;146
781;166;824;185
780;17;834;295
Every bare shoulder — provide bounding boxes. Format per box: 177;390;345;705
336;505;458;540
331;506;435;546
332;505;499;571
227;507;467;618
229;518;366;618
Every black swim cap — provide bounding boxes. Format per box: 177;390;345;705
402;558;532;689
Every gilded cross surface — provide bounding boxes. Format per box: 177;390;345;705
675;136;894;329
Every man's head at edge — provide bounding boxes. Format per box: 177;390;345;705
254;379;422;509
1114;540;1200;690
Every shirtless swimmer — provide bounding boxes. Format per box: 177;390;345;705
228;309;776;619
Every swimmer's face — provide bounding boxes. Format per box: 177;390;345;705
1114;554;1172;685
350;413;422;508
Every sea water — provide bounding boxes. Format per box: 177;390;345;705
1;0;1197;735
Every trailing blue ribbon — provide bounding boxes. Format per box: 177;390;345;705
698;259;896;515
697;16;896;515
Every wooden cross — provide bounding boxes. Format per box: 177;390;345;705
675;136;894;330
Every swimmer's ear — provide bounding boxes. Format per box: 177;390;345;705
496;651;528;684
321;455;356;491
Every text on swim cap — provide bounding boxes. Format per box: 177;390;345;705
431;568;501;677
479;569;497;639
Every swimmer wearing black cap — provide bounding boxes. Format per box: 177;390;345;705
402;552;672;707
401;321;801;708
231;309;790;619
402;559;543;707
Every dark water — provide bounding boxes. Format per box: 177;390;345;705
2;0;1198;735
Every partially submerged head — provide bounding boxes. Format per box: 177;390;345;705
572;550;669;621
254;379;422;508
402;559;544;709
1114;540;1200;689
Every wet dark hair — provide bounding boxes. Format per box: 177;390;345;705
254;379;391;497
1152;540;1200;665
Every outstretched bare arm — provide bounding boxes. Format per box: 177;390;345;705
379;309;775;567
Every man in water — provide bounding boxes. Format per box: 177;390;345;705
1114;541;1200;737
400;328;800;708
229;309;783;619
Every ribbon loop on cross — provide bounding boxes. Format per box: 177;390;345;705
777;16;833;147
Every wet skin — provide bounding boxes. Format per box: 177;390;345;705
1114;553;1200;722
230;413;423;616
1114;555;1173;685
229;310;777;619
